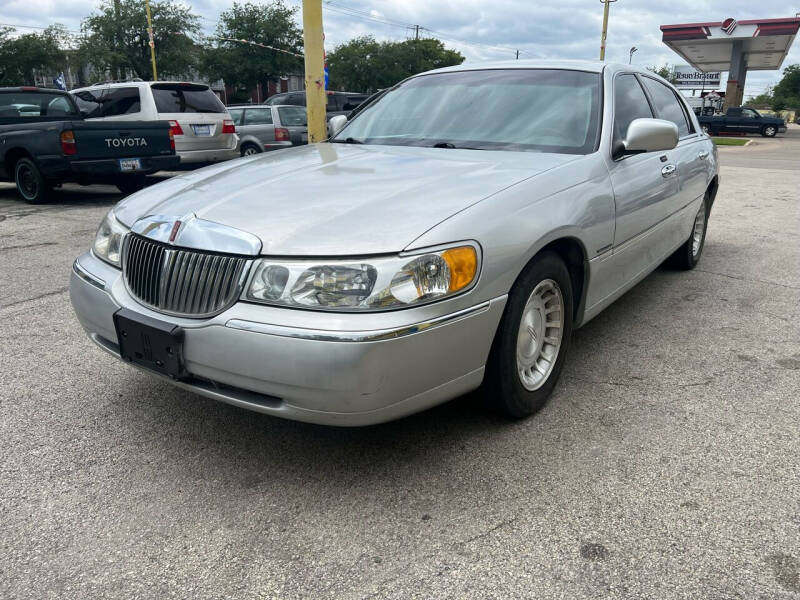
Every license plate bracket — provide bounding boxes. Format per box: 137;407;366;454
191;124;211;136
113;308;186;379
119;158;142;172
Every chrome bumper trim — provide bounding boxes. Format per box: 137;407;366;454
72;259;106;290
225;301;494;342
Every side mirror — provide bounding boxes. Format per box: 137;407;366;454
614;118;678;159
328;114;347;138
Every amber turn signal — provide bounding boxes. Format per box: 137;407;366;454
442;246;478;292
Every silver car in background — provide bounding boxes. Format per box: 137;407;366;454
71;81;239;164
228;105;308;155
70;60;718;426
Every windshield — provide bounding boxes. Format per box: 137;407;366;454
278;106;307;126
334;69;601;154
0;91;79;118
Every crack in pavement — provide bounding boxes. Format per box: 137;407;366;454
695;268;800;291
0;287;69;310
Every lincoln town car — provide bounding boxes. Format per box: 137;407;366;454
70;61;719;426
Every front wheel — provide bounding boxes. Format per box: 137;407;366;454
762;125;777;137
14;157;51;204
485;251;574;418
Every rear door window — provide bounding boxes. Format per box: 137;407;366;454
71;89;104;117
228;108;243;126
613;74;654;144
287;93;305;106
151;84;226;113
244;108;273;125
99;87;141;116
641;77;691;136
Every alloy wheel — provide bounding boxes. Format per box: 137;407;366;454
692;205;706;257
516;279;564;391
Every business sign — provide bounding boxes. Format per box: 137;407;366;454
673;65;721;89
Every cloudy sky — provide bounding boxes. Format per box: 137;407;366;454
2;0;798;96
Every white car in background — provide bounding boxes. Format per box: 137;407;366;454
71;81;239;165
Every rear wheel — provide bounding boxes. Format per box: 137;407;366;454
116;174;146;195
485;252;574;418
241;143;261;156
14;157;50;204
762;125;777;137
669;193;708;270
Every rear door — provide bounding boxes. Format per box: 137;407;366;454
607;73;681;282
242;107;276;145
151;83;231;151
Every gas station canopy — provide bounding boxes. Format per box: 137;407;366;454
660;17;800;72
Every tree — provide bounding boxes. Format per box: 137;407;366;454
647;65;677;84
79;0;200;81
745;88;774;108
200;1;303;97
772;64;800;110
327;36;464;92
0;25;68;86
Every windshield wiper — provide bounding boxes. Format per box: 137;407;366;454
431;141;487;150
331;137;364;144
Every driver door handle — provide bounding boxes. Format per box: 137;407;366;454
698;151;709;160
661;164;676;177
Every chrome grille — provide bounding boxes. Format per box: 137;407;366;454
123;234;250;317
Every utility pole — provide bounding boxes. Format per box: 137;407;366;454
113;0;121;79
145;0;158;80
599;0;617;61
302;0;327;143
515;49;520;60
414;25;419;40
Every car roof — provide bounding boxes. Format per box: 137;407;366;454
415;59;663;78
72;81;212;92
0;86;69;94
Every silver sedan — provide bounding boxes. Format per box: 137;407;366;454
70;60;718;426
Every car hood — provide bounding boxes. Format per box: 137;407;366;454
115;143;580;256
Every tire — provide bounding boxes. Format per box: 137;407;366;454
116;174;146;195
14;157;51;204
241;143;262;157
485;251;574;418
669;193;708;270
762;125;777;137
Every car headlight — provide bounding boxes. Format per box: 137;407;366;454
93;209;129;267
244;243;479;311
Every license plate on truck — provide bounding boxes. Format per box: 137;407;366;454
119;158;142;172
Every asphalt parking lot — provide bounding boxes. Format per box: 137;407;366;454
1;130;799;599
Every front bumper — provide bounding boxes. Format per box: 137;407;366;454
70;252;506;426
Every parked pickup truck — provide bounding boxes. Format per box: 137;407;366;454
0;87;180;203
698;107;787;137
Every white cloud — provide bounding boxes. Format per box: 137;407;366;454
2;0;797;95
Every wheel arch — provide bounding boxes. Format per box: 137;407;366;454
3;147;35;176
510;234;589;328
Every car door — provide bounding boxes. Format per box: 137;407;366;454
607;73;681;284
738;108;763;134
640;76;708;209
242;107;276;147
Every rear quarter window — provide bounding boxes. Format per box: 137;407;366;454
151;84;226;114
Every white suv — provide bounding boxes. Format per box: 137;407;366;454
71;81;239;164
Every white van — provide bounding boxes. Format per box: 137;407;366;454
71;81;239;164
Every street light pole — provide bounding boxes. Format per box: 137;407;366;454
145;0;158;81
302;0;327;143
599;0;617;61
629;46;637;64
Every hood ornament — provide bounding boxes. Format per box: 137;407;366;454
131;213;262;256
